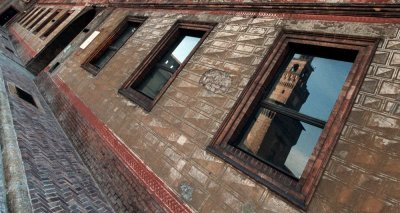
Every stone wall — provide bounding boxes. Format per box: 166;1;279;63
29;6;400;213
36;0;400;5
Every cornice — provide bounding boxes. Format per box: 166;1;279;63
36;2;400;18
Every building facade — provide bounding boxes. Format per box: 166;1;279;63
1;0;400;212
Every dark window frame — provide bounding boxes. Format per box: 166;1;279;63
206;30;379;209
118;20;215;111
82;16;147;76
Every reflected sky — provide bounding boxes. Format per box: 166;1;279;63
284;122;322;178
171;36;201;63
283;54;353;178
295;55;353;121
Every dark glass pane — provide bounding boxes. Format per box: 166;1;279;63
89;22;138;70
112;24;137;48
134;34;201;99
236;109;322;178
266;54;353;121
91;49;116;69
135;67;172;99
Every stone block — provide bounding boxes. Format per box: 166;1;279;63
360;77;379;94
192;148;225;177
379;81;400;100
372;51;390;64
367;113;400;136
357;196;385;213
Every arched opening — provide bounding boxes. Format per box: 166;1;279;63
26;8;97;75
0;6;19;26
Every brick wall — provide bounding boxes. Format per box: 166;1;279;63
35;72;169;212
1;46;114;212
32;6;400;213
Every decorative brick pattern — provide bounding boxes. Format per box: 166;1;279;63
307;26;400;212
53;10;298;212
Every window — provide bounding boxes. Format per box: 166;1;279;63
5;46;14;54
40;10;73;39
27;8;51;31
19;7;39;25
23;8;45;28
0;6;18;26
119;21;215;111
82;16;146;75
206;30;378;209
7;82;40;109
16;87;37;107
48;62;60;73
33;10;60;35
22;8;43;27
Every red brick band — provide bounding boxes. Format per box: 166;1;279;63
52;76;192;213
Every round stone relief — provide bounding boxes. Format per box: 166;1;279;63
199;69;231;94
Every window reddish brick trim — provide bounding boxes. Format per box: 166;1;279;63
206;30;379;209
119;20;215;111
82;16;147;76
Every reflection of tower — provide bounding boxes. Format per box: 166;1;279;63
242;55;313;171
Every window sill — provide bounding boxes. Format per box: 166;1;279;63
118;87;154;112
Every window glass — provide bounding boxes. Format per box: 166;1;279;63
90;22;138;69
237;110;322;178
91;49;115;69
112;24;137;48
234;51;354;179
134;34;201;99
267;54;353;121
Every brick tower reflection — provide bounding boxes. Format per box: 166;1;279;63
242;55;313;174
